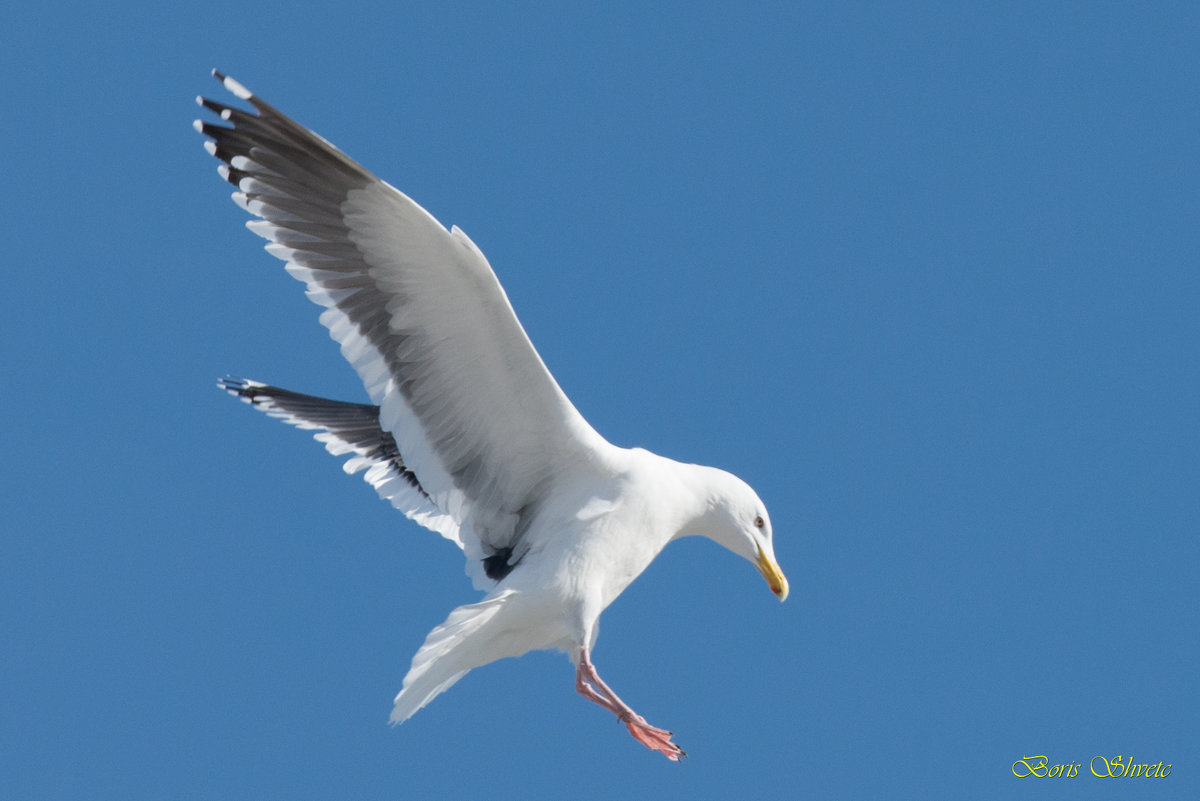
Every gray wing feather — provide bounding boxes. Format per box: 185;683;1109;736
217;377;460;544
217;376;424;494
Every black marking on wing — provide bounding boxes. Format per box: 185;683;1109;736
482;547;519;581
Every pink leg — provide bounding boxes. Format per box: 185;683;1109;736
575;649;686;761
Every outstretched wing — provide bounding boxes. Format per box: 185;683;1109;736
218;377;459;543
198;72;608;583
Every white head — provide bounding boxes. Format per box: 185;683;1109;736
681;464;789;602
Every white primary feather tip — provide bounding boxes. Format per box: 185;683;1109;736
213;69;253;100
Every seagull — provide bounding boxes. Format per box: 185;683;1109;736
196;70;788;761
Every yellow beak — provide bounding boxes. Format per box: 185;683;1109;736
755;547;789;602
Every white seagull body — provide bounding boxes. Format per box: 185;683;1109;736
197;71;788;760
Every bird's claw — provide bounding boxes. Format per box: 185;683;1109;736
624;716;687;761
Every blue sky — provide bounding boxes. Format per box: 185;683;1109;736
3;2;1197;798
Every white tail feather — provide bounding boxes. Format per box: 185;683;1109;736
389;592;515;725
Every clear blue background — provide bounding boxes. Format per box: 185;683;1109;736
3;2;1196;798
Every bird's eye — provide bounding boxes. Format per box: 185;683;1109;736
754;515;765;529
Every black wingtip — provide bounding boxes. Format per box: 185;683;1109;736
196;96;229;116
217;375;252;399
